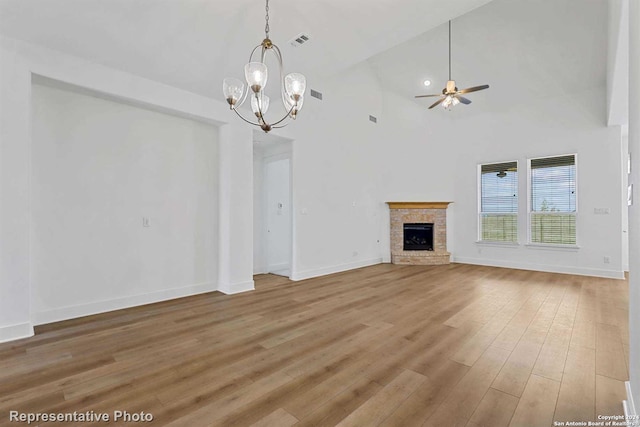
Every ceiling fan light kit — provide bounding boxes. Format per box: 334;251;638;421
415;20;489;110
222;0;306;132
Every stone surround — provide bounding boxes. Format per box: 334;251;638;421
387;202;452;265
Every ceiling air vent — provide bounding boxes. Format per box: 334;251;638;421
369;115;378;124
290;33;311;47
310;89;323;100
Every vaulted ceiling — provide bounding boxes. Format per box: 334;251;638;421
0;0;495;98
368;0;608;112
0;0;609;112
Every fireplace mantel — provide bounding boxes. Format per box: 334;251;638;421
386;202;452;210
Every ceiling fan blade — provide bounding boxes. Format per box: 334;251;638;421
428;97;445;109
456;95;472;105
458;84;489;94
415;94;443;98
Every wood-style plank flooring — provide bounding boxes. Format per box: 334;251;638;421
0;264;629;426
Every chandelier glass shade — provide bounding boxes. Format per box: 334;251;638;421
223;0;306;133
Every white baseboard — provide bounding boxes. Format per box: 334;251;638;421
290;258;382;281
624;381;637;419
0;322;34;343
32;282;217;326
452;256;625;279
218;279;255;295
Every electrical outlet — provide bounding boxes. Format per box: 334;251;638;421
604;256;610;264
142;217;150;227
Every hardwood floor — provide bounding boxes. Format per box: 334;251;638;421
0;264;629;426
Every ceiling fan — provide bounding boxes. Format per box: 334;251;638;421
415;20;489;109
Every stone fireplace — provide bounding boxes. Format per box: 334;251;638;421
386;202;451;265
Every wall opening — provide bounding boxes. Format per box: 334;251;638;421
253;132;294;278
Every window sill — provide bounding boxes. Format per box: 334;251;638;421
475;241;520;247
524;243;580;252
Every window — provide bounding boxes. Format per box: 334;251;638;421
529;154;577;245
479;161;518;242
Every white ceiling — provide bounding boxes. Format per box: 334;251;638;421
0;0;608;112
0;0;495;98
368;0;608;111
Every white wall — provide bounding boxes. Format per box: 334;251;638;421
267;61;458;280
450;87;624;278
608;0;629;127
253;151;265;274
376;89;458;258
276;63;388;280
0;37;32;342
30;83;218;324
627;0;640;415
275;0;623;283
5;33;423;336
622;129;630;272
273;53;626;283
216;123;254;294
0;35;253;342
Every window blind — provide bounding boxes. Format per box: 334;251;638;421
479;161;518;242
529;154;576;245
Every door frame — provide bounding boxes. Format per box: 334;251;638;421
252;135;294;279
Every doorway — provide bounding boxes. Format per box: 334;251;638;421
253;132;293;278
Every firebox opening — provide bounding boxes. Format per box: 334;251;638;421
403;223;434;251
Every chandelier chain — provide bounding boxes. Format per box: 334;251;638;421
265;0;270;38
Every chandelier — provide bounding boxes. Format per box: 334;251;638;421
222;0;307;133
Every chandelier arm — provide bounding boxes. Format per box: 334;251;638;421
269;104;296;127
257;45;290;125
271;44;290;106
272;123;289;129
253;92;266;124
249;44;262;63
272;44;285;71
232;107;261;127
272;44;286;92
237;79;251;108
260;44;267;63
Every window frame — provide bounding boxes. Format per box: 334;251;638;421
477;160;520;244
526;153;579;248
